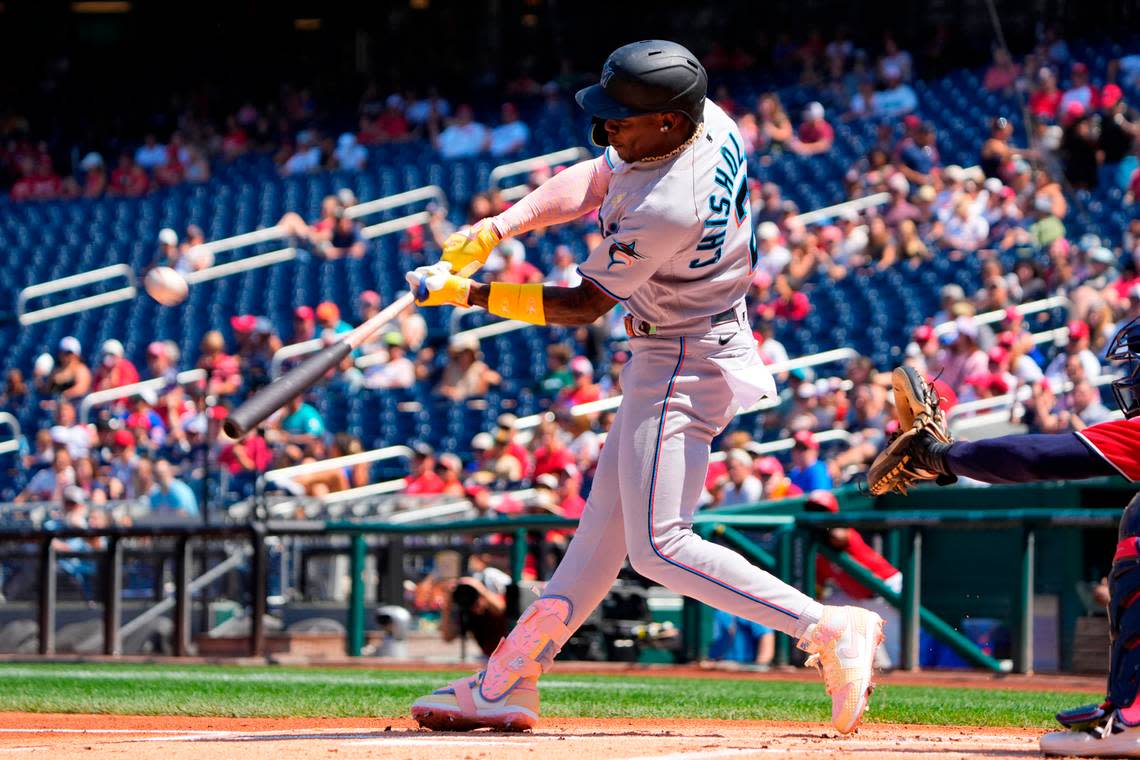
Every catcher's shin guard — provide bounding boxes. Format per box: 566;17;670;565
1041;494;1140;756
1108;504;1140;711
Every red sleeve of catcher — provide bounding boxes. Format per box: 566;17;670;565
1077;416;1140;481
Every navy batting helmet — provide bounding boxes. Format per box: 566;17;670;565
575;40;707;147
1107;315;1140;418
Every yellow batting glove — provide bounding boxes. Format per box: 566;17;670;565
441;218;501;274
405;262;472;308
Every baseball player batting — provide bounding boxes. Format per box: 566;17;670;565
868;320;1140;757
406;40;884;735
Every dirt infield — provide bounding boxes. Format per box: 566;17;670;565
0;713;1045;759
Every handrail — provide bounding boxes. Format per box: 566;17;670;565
78;369;207;424
269;338;325;378
558;347;859;424
318;478;410;505
944;359;1119;424
184;185;448;295
790;192;890;226
932;295;1071;337
708;429;855;463
344;185;446;221
489;148;593;201
183;247;297;286
17;264;137;326
0;412;21;457
262;445;414;487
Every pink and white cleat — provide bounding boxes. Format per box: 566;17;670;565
798;605;885;734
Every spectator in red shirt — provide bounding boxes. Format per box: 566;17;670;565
983;47;1020;93
532;418;575;478
760;275;811;322
218;431;272;475
556;356;601;409
92;340;140;392
9;155;61;201
196;331;242;397
222;116;249;161
375;95;410;141
108;153;149;196
805;490;901;667
436;453;467;497
496;239;543;284
791;102;834;156
8;156;37;201
1028;67;1063;121
290;306;317;344
405;442;445;495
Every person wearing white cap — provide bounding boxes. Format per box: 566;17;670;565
79;152;107;198
718;448;762;507
334;132;368;171
791;102;834;156
157;228;192;273
556;356;601;409
437;334;500;401
93;339;140;392
755;221;790;279
932;315;988;393
47;337;92;400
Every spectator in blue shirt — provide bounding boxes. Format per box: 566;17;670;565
489;103;530;158
148;459;199;518
277;394;326;458
788;431;833;493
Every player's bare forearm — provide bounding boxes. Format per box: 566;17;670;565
467;281;616;326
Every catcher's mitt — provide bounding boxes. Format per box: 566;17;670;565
866;367;956;495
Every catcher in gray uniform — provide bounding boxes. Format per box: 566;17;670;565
405;40;883;735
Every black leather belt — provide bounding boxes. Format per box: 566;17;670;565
623;305;741;338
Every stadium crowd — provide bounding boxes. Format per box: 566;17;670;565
4;29;1140;562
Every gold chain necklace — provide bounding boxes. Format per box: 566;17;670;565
638;122;705;164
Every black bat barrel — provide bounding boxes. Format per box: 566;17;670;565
222;341;353;439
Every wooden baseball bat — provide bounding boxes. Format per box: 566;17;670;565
222;261;477;439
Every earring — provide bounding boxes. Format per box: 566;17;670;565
660;125;669;132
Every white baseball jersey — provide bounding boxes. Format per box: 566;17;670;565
578;100;756;336
535;98;817;646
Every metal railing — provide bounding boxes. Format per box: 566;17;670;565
260;445;414;492
945;364;1119;423
489;147;593;202
790;192;889;226
78;369;208;424
0;413;21;456
529;347;859;428
3;490;1126;665
708;429;856;463
932;295;1071;337
18;186;447;327
17;264;137;326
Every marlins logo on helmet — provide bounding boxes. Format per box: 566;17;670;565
607;240;644;270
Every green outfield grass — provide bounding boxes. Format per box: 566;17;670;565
0;663;1096;728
